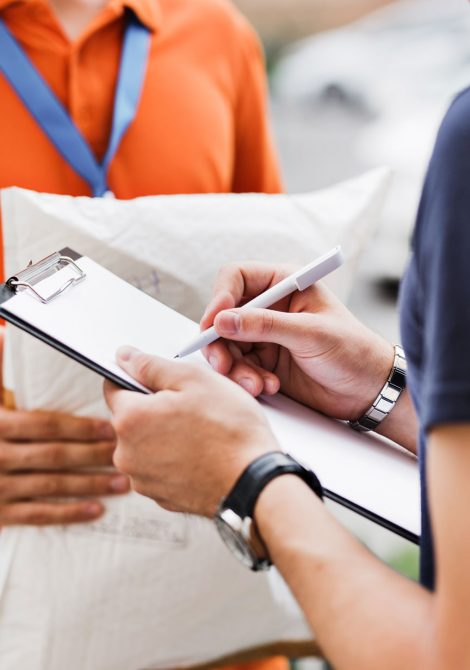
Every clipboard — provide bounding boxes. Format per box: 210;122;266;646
0;248;156;393
0;248;420;543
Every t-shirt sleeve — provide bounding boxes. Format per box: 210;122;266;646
230;19;283;194
416;89;470;431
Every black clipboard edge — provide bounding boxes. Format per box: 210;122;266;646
323;488;419;545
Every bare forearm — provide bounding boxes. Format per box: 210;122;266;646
255;475;434;670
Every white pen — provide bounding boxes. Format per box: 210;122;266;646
175;246;344;359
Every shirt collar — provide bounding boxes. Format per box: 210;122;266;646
0;0;162;33
109;0;162;32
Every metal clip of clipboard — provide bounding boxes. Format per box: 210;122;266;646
6;252;86;304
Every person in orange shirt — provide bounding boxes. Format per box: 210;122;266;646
0;1;286;669
0;0;281;523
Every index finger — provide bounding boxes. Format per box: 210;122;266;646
201;262;292;331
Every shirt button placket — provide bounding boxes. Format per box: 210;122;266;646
68;46;81;126
70;44;95;138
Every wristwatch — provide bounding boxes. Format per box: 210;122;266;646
214;451;323;572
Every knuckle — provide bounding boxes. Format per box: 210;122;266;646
134;355;153;382
0;445;8;471
112;445;132;474
260;311;274;335
25;508;52;525
0;475;8;498
44;443;67;468
245;310;273;336
39;476;61;497
94;442;115;465
40;413;60;436
111;414;126;437
217;263;237;283
113;411;138;439
90;474;109;494
82;475;102;495
0;504;8;523
0;410;15;439
214;264;241;297
74;420;94;441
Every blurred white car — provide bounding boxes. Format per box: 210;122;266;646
273;0;470;277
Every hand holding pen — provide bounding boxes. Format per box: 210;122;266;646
188;247;395;423
176;247;343;358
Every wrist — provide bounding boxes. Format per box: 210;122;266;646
349;344;406;433
352;339;395;420
375;388;418;454
254;474;324;561
215;453;323;571
216;433;278;513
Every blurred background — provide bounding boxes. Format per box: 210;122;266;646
235;0;470;338
231;0;470;660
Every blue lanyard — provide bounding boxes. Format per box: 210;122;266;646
0;14;151;197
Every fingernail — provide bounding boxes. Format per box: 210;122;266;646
217;311;240;335
239;377;255;395
264;378;278;395
84;502;102;517
209;355;218;369
117;345;137;362
98;422;115;440
109;475;129;493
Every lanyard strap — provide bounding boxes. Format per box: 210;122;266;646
0;14;151;197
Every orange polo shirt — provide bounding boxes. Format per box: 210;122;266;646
0;0;282;278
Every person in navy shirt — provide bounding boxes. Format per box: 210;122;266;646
104;88;470;668
399;87;470;591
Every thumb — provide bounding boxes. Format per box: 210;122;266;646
214;308;308;350
116;346;179;392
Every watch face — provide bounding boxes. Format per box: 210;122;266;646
215;512;258;570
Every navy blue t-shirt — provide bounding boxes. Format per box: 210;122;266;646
400;86;470;590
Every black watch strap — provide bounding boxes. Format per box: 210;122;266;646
223;451;323;519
